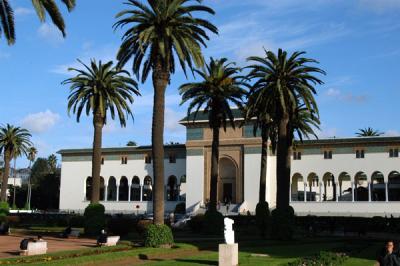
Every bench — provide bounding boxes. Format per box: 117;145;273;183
100;236;120;247
69;229;80;238
20;241;47;256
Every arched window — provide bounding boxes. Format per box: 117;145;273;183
131;176;141;201
119;176;129;201
143;176;152;201
85;177;92;201
167;175;178;201
107;176;117;201
180;175;186;183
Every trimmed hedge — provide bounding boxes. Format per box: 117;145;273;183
144;224;174;247
255;201;270;237
271;206;295;240
203;210;224;235
107;216;136;236
84;203;105;236
287;251;348;266
0;201;9;222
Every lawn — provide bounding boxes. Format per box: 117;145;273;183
0;237;379;265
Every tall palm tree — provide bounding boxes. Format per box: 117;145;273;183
356;127;383;137
48;154;58;173
0;0;75;45
26;146;37;210
246;49;325;210
0;124;32;201
63;59;140;204
114;0;217;224
180;58;247;212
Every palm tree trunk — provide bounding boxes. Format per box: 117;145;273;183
91;112;104;204
152;60;169;225
209;125;220;212
276;115;290;209
259;125;269;203
0;149;11;202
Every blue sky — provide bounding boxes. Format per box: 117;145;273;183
2;0;400;167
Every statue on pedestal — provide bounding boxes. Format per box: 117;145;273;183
224;218;235;244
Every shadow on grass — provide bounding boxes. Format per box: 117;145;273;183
175;259;218;265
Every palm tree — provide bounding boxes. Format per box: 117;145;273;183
48;154;58;173
26;146;37;210
356;127;383;137
114;0;217;224
0;0;75;45
246;49;325;210
0;124;32;202
63;59;140;204
180;58;247;212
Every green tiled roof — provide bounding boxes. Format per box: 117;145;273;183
180;109;245;124
58;144;186;155
296;136;400;146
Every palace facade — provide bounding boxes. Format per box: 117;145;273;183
59;111;400;217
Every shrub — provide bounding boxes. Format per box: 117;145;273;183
255;201;270;237
69;215;85;227
83;203;106;236
107;216;136;236
136;219;152;235
203;210;224;235
174;202;186;214
0;201;9;223
271;206;295;240
188;214;204;232
287;251;348;266
144;224;174;247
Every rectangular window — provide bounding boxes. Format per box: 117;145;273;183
293;151;301;160
169;154;176;163
121;156;128;164
356;149;365;159
101;157;104;165
324;150;332;159
390;148;399;158
145;154;152;164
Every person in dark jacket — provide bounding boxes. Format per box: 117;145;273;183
377;240;400;266
97;230;107;246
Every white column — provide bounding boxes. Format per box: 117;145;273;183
319;182;322;202
335;183;339;202
351;182;355;202
385;182;389;202
104;185;108;201
289;183;292;203
116;185;120;202
368;182;371;202
140;185;143;202
303;183;307;202
128;184;131;202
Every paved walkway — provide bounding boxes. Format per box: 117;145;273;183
0;234;97;258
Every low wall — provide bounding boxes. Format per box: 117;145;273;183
292;202;400;217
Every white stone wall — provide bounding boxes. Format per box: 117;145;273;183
59;158;186;213
185;154;204;212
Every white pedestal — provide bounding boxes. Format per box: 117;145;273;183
219;243;238;266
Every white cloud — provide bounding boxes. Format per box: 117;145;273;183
326;88;341;97
14;7;34;16
384;130;400;137
324;88;367;103
51;44;118;75
165;108;185;133
21;110;60;134
358;0;400;12
37;23;64;44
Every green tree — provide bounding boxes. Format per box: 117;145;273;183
26;146;37;209
63;59;140;204
180;58;246;212
48;154;58;173
356;127;383;137
126;141;137;146
114;0;217;225
246;49;325;210
0;0;75;45
0;124;32;201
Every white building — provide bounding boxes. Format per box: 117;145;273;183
58;111;400;217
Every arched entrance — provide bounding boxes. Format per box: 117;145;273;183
218;157;237;204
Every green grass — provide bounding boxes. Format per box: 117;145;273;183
0;238;379;265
